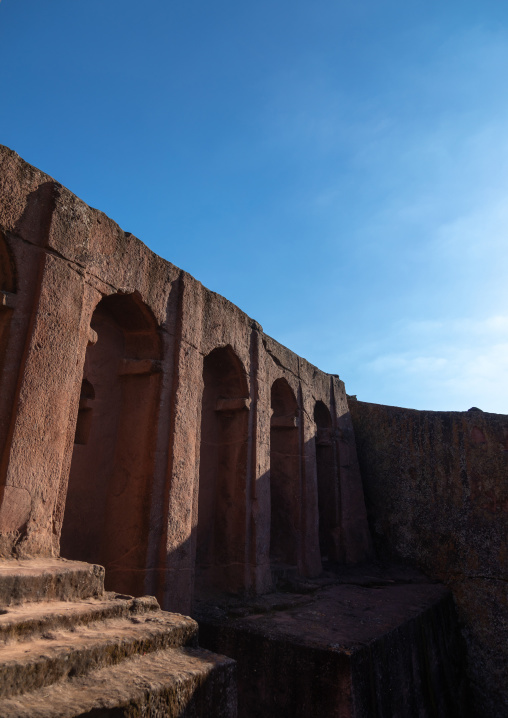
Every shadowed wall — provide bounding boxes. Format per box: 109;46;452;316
197;346;250;595
350;398;508;717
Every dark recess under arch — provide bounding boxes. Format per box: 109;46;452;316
270;378;300;568
61;292;162;596
196;345;250;595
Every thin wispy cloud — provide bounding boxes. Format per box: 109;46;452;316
2;1;506;413
365;318;508;413
264;22;508;413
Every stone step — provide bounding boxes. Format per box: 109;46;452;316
0;593;159;645
0;645;237;717
0;559;104;607
0;612;198;699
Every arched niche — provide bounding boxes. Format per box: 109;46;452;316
196;345;250;595
314;400;339;562
61;292;162;596
270;378;300;568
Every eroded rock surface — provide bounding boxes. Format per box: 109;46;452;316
0;558;236;717
350;400;508;717
195;564;470;718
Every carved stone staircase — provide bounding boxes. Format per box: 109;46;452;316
0;559;236;717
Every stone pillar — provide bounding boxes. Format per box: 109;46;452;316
51;282;103;556
299;385;322;577
144;278;180;598
0;238;44;508
1;252;89;557
248;326;272;594
158;272;204;615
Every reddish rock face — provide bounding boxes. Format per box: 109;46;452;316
60;292;163;597
0;559;237;717
196;346;250;595
350;400;508;717
0;145;372;616
2;144;506;716
0;232;16;473
269;378;300;570
196;566;469;718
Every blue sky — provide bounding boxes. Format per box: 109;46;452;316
1;1;507;412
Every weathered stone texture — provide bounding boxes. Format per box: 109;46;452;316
3;143;499;716
350;399;508;717
0;559;237;717
0;144;372;615
196;565;469;718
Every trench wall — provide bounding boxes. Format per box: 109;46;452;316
350;399;508;717
0;145;371;616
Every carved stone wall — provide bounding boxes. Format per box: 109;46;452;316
0;145;372;615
